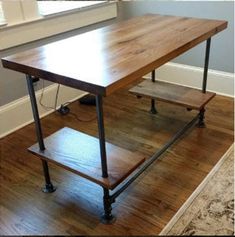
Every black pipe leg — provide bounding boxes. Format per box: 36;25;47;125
150;99;157;114
96;95;108;178
96;96;115;223
26;75;56;193
202;38;211;93
197;39;210;128
197;108;206;128
41;160;56;193
149;70;157;114
101;188;116;224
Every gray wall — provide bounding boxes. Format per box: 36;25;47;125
119;1;234;73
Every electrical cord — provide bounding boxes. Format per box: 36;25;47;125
39;80;60;111
39;79;96;122
68;111;97;123
54;83;60;110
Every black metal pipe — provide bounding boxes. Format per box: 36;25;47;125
111;113;199;200
198;108;206;128
150;99;157;114
101;187;115;224
150;70;157;114
26;75;45;151
151;70;155;82
202;38;211;93
26;75;55;192
41;160;53;186
96;95;108;178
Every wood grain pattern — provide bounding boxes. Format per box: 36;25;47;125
0;85;233;235
1;14;227;96
129;79;216;110
28;127;145;190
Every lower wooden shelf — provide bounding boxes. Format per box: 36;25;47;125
28;127;145;190
129;79;216;110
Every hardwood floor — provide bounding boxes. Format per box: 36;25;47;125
0;85;233;235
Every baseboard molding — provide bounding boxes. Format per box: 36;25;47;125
145;62;234;97
0;84;87;138
1;62;234;138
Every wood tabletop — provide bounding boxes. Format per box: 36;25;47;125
1;14;227;96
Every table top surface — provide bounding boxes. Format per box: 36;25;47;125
2;14;227;96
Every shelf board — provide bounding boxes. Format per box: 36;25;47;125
28;127;145;190
129;79;216;110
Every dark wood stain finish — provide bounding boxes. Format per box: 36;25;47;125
1;14;227;96
0;86;233;235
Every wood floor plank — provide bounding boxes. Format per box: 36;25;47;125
0;85;233;235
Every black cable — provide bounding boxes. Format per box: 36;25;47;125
54;84;60;110
39;80;60;111
39;79;96;122
69;111;96;123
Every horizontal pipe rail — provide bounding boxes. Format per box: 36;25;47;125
110;113;200;201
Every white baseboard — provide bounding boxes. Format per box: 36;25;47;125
0;84;87;138
145;62;234;97
0;63;234;138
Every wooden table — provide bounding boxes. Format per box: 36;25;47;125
1;14;227;223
